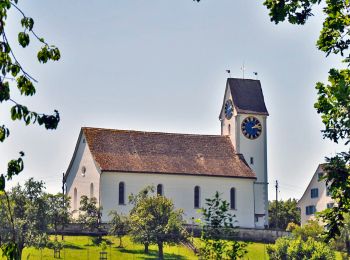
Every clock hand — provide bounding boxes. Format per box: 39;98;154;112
252;124;262;130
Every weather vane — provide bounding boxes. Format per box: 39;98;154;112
226;69;231;78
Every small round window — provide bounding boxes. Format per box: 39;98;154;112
81;166;86;177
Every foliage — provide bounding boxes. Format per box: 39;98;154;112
263;0;350;246
287;220;324;242
128;185;155;253
44;193;71;238
199;191;247;260
78;196;102;233
0;1;60;258
108;211;130;248
0;178;49;259
267;236;335;260
269;198;300;230
129;188;187;260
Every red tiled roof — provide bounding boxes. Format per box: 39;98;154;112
82;127;256;179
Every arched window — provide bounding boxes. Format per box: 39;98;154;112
228;124;231;135
230;188;236;209
90;183;94;198
194;186;200;208
119;182;125;205
157;184;163;196
74;188;77;210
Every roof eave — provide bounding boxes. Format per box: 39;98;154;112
100;169;257;180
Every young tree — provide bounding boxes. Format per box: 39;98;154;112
261;0;350;242
0;178;49;259
129;188;187;260
0;1;61;258
269;198;301;230
108;211;130;248
200;191;247;260
45;193;71;239
128;186;154;253
78;196;102;234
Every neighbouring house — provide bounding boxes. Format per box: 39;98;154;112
64;78;269;229
297;164;334;225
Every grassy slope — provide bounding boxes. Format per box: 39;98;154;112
2;236;197;260
0;236;343;259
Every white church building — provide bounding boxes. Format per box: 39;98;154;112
64;78;269;229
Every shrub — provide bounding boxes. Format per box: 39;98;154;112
267;236;335;260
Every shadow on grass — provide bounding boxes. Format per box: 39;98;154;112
118;248;188;260
62;243;84;250
84;237;112;247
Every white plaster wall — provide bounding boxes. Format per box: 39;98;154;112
236;114;268;227
298;166;334;225
100;172;256;228
65;133;101;217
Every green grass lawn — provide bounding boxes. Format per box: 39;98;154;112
0;236;343;259
1;236;197;260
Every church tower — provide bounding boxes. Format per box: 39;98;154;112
219;78;269;228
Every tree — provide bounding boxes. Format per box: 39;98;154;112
269;198;301;230
0;1;60;258
262;0;350;242
129;188;187;260
108;211;130;248
78;196;102;234
45;193;71;239
0;178;49;259
128;185;154;253
200;191;248;260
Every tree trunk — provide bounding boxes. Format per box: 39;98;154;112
119;236;123;248
144;243;149;254
158;242;164;260
346;231;350;258
17;243;23;260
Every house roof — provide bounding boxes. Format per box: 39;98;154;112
80;127;256;179
227;78;269;116
297;163;327;206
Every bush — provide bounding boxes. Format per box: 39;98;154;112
267;236;335;260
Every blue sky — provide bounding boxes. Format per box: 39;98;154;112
1;0;346;200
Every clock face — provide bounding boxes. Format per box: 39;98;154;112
224;100;233;119
241;116;262;140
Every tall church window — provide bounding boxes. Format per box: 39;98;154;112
90;183;94;198
119;182;125;205
74;188;77;210
194;186;200;208
228;124;231;135
230;188;236;209
157;184;163;196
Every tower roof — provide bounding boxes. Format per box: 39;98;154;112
227;78;269;116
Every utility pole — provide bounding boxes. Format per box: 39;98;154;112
275;180;278;230
62;172;65;240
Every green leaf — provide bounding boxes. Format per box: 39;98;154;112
0;174;5;191
0;81;10;102
18;32;30;47
0;125;10;142
37;46;50;63
17;75;36;96
21;17;34;31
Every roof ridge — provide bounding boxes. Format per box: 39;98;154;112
82;127;223;138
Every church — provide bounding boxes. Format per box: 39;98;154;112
64;78;269;229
